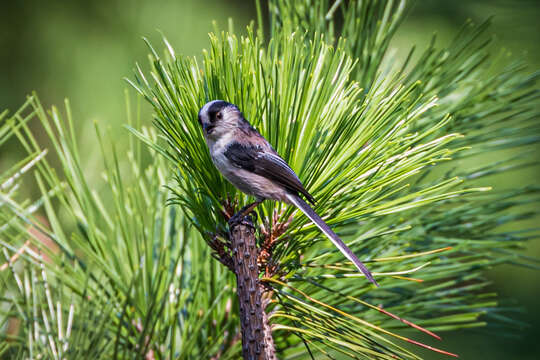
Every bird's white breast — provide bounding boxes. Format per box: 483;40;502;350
207;134;289;202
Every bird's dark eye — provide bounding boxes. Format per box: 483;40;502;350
208;111;220;123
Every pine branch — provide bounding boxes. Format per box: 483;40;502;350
229;220;276;359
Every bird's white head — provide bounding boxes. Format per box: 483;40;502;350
198;100;242;142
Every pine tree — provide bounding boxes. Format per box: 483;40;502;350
1;1;539;359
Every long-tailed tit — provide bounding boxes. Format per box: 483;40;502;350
198;100;378;287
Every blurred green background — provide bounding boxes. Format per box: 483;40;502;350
1;0;538;358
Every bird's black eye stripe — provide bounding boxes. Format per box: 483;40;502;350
207;100;230;122
208;110;222;123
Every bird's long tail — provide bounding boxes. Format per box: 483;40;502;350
286;193;379;287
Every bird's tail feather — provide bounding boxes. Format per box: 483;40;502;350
286;193;379;287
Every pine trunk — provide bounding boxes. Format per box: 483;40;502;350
230;222;276;360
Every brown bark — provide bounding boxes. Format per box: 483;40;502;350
230;221;276;360
262;305;277;360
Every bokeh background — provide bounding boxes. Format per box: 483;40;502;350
1;1;538;358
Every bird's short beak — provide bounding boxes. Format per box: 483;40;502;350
202;123;214;134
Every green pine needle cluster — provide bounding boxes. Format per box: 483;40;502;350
1;0;539;359
1;95;240;359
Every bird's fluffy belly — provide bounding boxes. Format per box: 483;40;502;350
211;152;289;202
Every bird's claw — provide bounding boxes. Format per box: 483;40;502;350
227;202;259;230
228;212;256;230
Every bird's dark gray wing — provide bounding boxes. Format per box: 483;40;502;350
224;142;315;204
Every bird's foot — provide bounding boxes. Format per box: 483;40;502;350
227;201;262;229
228;212;256;230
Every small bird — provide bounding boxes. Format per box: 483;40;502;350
198;100;378;287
